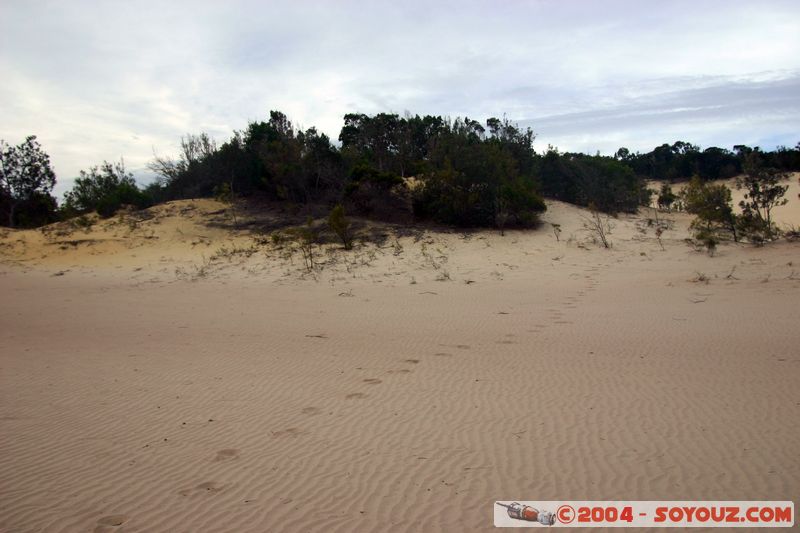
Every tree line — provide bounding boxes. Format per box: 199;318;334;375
615;141;800;182
2;111;799;234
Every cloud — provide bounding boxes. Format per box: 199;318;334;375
1;0;799;197
520;72;800;154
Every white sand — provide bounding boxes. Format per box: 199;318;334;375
1;187;799;532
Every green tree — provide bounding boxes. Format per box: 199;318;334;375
0;136;57;227
682;177;738;242
657;183;677;210
328;204;354;249
414;123;545;228
735;154;789;240
64;159;150;218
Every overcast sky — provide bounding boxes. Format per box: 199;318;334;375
2;0;799;196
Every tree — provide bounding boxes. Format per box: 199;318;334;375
657;183;677;210
735;154;788;240
148;132;226;199
0;136;57;227
328;204;354;249
537;150;643;214
414;122;545;228
682;177;738;242
63;159;150;218
149;133;217;184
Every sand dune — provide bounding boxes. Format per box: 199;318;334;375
1;193;799;532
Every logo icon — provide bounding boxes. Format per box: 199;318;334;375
496;502;556;526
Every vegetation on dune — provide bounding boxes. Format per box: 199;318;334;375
538;148;645;213
682;176;739;245
614;141;800;183
681;152;791;246
411;116;545;228
328;204;353;250
735;153;790;242
63;159;152;218
0;136;58;228
2;112;798;246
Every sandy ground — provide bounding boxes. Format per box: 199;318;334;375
1;184;799;532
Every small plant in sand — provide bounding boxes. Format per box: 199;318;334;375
650;208;672;251
704;235;717;256
581;203;613;248
73;215;95;231
692;228;717;256
328;204;353;250
657;183;677;211
551;223;562;242
269;231;287;247
210;242;258;262
294;216;319;272
783;225;800;242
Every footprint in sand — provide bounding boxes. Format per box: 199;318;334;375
387;369;412;374
214;448;239;462
302;406;322;415
346;392;368;400
403;359;420;364
438;343;470;350
178;481;226;497
96;515;128;527
196;481;225;492
271;427;303;438
362;378;382;385
434;352;452;357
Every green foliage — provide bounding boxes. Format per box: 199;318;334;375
537;149;643;213
617;141;741;182
139;111;798;234
0;135;58;227
735;154;789;241
682;177;738;243
214;182;234;203
344;164;405;218
148;114;345;205
141;110;800;233
348;164;403;189
73;214;95;230
293;217;319;272
413;117;545;228
616;141;800;184
328;204;353;249
64;159;151;218
693;228;718;256
657;183;677;210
